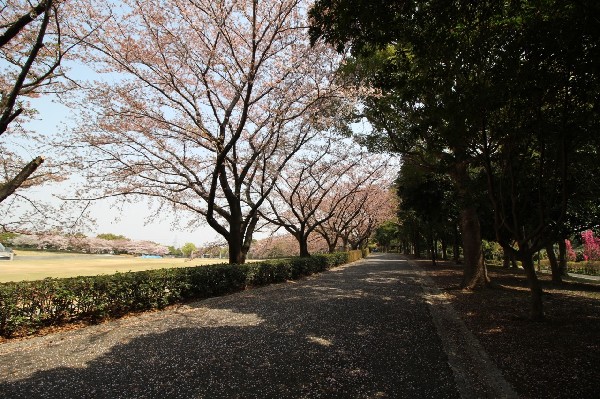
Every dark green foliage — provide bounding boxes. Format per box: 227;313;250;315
0;252;355;337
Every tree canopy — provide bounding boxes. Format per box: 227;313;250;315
310;0;600;319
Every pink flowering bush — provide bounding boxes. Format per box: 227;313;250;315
565;239;577;261
581;230;600;261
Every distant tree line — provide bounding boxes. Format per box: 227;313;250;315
5;232;168;256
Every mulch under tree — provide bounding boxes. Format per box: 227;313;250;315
414;257;600;399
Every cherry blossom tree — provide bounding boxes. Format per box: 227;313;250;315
65;0;344;264
247;232;328;259
0;0;68;202
340;186;397;250
10;232;168;254
263;138;393;256
86;236;114;253
0;0;94;234
10;232;39;248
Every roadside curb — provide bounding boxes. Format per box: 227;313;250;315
404;257;519;399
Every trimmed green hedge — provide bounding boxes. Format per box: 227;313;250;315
0;252;360;338
565;261;600;276
537;260;600;276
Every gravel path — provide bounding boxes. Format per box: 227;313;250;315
0;254;514;398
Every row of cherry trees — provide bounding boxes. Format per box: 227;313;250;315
1;0;396;261
261;138;396;256
10;233;168;255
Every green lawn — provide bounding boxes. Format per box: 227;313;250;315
0;250;232;282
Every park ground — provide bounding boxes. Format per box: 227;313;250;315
1;253;599;398
414;257;600;399
0;250;232;283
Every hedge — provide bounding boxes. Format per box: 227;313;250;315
0;251;362;338
537;260;600;276
565;261;600;276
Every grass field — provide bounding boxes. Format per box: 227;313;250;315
0;250;231;283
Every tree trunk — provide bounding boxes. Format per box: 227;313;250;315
520;252;545;321
413;230;421;258
227;214;252;264
460;206;490;289
441;238;448;261
502;247;518;269
546;244;562;284
299;237;310;257
557;239;568;277
228;237;246;264
502;251;510;268
453;222;461;264
430;235;437;266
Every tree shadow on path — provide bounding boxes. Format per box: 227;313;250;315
1;255;460;399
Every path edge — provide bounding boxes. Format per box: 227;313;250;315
403;256;519;399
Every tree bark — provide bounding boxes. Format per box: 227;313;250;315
452;222;461;264
441;238;448;260
520;252;545;321
557;239;569;277
502;247;518;269
228;236;246;264
502;250;510;268
298;235;310;257
459;205;490;289
546;244;563;284
227;214;251;264
430;235;437;266
0;156;44;203
413;229;421;258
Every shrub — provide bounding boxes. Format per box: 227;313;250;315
348;250;362;263
566;261;600;276
0;252;359;338
581;230;600;261
538;259;600;276
481;240;503;261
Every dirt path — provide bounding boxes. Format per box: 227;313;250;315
0;254;515;398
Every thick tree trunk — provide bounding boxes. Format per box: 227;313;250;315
546;244;562;284
227;214;253;264
299;236;310;257
460;206;490;289
520;252;545;321
413;230;421;258
228;237;246;264
452;222;461;264
328;243;336;253
557;239;569;277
